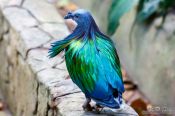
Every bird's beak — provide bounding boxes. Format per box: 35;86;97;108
64;12;74;19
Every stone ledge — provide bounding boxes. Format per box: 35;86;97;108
0;0;138;116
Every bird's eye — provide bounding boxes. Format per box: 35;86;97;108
74;14;79;18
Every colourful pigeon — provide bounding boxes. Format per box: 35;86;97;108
48;9;125;111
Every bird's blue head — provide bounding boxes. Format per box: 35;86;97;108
64;9;99;33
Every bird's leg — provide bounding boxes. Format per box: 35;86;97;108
92;103;104;113
82;97;92;111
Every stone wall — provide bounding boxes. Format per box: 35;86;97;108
0;0;71;115
0;0;137;116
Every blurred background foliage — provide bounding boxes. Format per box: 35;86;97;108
108;0;175;36
107;0;138;35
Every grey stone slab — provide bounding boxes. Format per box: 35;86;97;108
6;0;23;6
17;56;38;116
57;92;86;116
0;0;23;8
0;0;8;8
27;48;64;72
55;60;67;70
18;27;51;57
3;7;38;31
37;83;50;116
50;79;80;98
37;68;69;86
42;38;61;49
39;23;69;39
23;0;63;23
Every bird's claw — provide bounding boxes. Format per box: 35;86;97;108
92;104;104;113
82;103;93;111
82;98;92;111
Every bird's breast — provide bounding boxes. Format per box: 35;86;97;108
66;39;96;61
65;39;98;92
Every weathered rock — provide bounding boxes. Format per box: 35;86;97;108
0;0;23;8
19;27;52;58
27;49;64;72
0;0;8;8
6;0;23;6
3;7;38;31
39;23;69;39
23;0;63;23
0;1;67;115
37;68;68;86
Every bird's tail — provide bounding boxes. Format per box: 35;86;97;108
94;92;124;109
114;92;125;109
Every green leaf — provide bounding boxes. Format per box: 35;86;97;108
159;0;175;12
107;0;138;36
136;0;161;22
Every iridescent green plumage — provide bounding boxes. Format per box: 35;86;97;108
65;35;123;93
136;0;175;23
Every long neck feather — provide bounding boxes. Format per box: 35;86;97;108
48;28;83;58
48;16;110;58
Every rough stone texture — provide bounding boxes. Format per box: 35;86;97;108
23;0;63;23
3;7;38;31
0;0;138;116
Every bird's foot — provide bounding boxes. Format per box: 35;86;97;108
82;98;93;111
82;103;93;111
92;104;104;113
